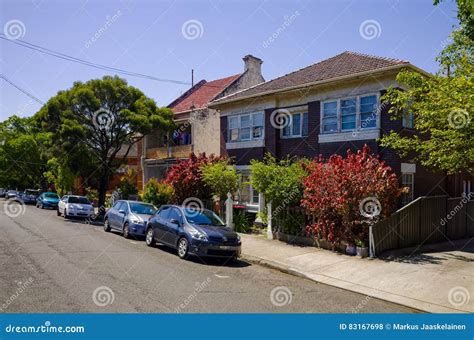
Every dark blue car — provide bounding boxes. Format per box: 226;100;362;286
145;205;241;261
36;192;60;209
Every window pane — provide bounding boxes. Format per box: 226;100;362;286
361;112;376;128
253;126;262;138
322;118;337;133
292;113;301;136
360;95;377;106
341;98;356;107
240;115;250;128
253;113;263;126
240;127;250;140
341;113;356;130
229;116;238;129
323;102;337;117
302;112;308;136
282;124;291;137
230;129;239;141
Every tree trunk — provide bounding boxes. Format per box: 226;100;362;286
98;165;109;213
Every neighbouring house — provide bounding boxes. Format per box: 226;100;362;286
108;139;144;191
209;51;473;214
142;55;265;187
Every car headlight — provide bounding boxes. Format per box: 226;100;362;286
236;234;241;243
188;227;208;241
130;215;143;224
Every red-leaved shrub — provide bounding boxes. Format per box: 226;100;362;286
301;145;402;246
164;153;225;204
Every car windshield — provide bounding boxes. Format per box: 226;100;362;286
44;193;59;199
25;190;39;195
184;209;225;226
68;196;90;204
129;202;156;215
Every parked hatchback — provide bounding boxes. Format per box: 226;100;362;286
104;200;157;238
5;190;18;200
57;195;94;219
36;192;60;209
145;205;241;261
18;189;41;204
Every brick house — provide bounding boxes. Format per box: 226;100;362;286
142;55;265;187
209;51;473;213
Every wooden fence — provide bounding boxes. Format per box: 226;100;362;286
373;195;474;254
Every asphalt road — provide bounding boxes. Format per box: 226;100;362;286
0;201;415;313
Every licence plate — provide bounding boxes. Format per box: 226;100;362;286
218;245;235;250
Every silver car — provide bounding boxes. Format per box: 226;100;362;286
103;200;157;238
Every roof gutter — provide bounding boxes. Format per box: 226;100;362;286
209;63;431;107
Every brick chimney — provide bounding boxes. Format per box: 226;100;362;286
242;54;264;85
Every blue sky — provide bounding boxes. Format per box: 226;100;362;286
0;0;458;120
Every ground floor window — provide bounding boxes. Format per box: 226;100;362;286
401;173;414;205
239;174;259;205
463;180;472;198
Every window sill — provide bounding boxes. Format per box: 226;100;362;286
226;139;265;149
318;129;380;143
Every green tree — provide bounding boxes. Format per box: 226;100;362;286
35;76;174;209
201;160;240;202
0;116;48;189
43;157;75;195
380;0;474;174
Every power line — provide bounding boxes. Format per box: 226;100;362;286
0;74;45;105
0;34;192;86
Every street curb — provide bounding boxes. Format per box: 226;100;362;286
240;253;466;314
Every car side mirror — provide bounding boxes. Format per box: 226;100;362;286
118;209;126;214
170;218;180;226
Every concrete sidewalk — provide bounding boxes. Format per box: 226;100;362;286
240;234;474;313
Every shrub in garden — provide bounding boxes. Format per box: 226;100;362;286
142;178;174;207
250;154;308;209
301;145;401;246
164;153;225;204
117;169;138;199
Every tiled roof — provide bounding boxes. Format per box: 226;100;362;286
169;74;241;113
213;51;409;103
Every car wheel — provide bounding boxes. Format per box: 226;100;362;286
63;209;69;219
56;208;60;216
40;203;44;209
103;218;111;232
123;223;130;239
177;237;189;259
145;228;155;247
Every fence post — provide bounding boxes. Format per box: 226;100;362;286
369;221;376;258
266;202;273;240
225;192;234;230
254;193;266;224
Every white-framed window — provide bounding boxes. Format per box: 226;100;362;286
402;111;414;128
228;112;264;142
321;94;379;134
401;173;414;205
281;112;309;138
